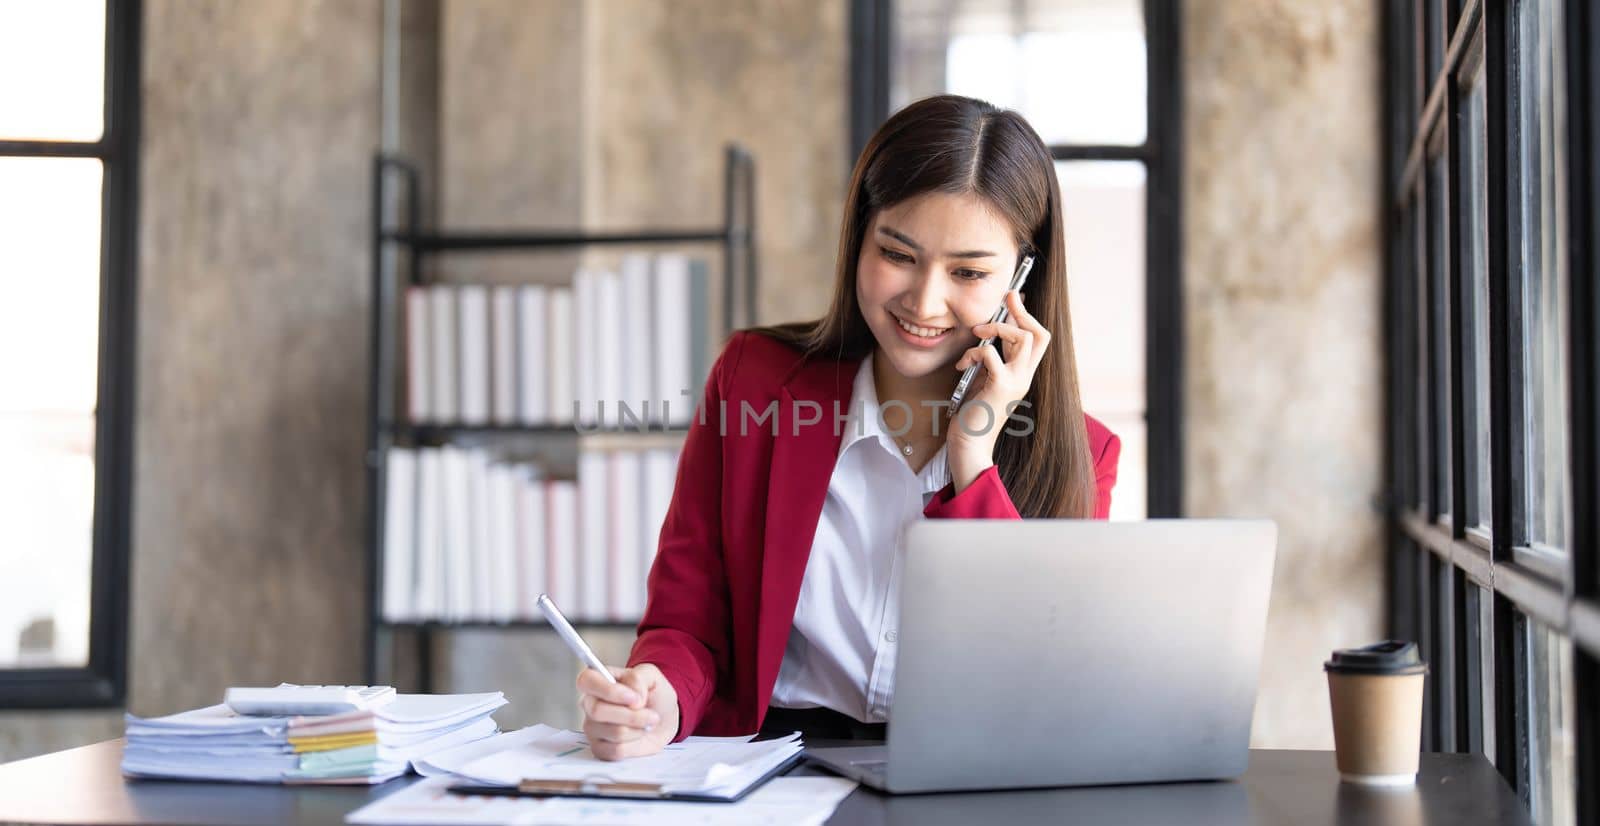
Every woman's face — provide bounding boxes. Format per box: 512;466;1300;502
856;190;1022;381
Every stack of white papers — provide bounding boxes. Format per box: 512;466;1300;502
121;692;507;785
415;724;804;801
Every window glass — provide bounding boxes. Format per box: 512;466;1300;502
0;0;105;141
891;0;1146;145
1526;621;1575;826
0;157;103;669
1515;0;1568;552
1477;586;1495;762
1056;161;1145;520
1413;190;1430;512
1426;155;1451;520
1460;64;1491;531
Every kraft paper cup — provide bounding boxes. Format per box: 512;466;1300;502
1325;640;1428;786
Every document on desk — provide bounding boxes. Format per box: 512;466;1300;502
423;724;805;800
345;775;857;826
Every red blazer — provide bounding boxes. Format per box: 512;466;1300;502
627;330;1121;740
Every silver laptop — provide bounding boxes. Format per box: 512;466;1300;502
806;519;1277;794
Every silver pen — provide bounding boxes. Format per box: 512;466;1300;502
537;593;617;684
948;254;1036;415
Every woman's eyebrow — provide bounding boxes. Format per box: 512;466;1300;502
876;225;997;259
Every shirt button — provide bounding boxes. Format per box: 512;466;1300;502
884;630;898;643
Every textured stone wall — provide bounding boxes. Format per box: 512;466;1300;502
1183;0;1383;749
0;0;380;761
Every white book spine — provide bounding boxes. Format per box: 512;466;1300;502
547;288;575;426
466;449;494;620
441;446;474;621
640;448;677;602
515;468;546;619
577;451;609;618
573;270;596;428
458;285;491;426
517;286;547;425
381;448;417;621
619;254;653;426
608;451;642;621
546;480;579;609
596;270;623;429
490;464;519;622
413;449;441;619
490;286;518;426
652;254;693;425
404;288;431;423
429;287;458;423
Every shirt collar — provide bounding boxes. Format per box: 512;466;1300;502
839;353;952;492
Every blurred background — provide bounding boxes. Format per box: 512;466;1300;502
0;4;1589;820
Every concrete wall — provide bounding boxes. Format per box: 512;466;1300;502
1183;0;1383;748
0;0;380;761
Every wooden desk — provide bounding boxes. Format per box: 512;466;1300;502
0;739;1531;825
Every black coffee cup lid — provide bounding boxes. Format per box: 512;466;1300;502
1324;640;1428;676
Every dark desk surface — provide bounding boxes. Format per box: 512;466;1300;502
0;739;1531;826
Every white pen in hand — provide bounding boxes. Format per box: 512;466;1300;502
537;594;616;684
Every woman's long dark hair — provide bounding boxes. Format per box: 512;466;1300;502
752;94;1096;519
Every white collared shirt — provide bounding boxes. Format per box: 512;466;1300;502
768;353;951;723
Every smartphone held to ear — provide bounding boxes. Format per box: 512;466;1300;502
947;252;1036;415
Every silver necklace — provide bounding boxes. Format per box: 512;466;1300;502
893;430;935;456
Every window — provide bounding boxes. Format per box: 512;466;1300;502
1512;0;1568;569
1425;151;1451;522
1527;619;1576;826
1383;1;1595;823
1458;46;1491;536
0;0;138;707
854;0;1181;520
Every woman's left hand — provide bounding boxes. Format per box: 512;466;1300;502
946;290;1051;491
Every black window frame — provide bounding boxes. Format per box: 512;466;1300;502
0;0;140;708
849;0;1184;518
1383;0;1597;821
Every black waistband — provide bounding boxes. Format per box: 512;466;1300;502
759;705;888;742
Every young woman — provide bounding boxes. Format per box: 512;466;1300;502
578;94;1121;759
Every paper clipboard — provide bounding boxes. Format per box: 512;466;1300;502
443;750;804;804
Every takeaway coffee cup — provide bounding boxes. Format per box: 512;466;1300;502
1325;640;1428;786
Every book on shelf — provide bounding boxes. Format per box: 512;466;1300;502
457;285;491;426
515;286;547;426
490;286;518;426
577;450;609;617
399;254;710;429
381;445;677;624
546;287;575;426
513;465;545;618
651;253;711;426
381;448;418;621
404;288;431;424
428;287;458;423
608;451;642;621
573;269;598;429
620;254;654;425
545;479;578;615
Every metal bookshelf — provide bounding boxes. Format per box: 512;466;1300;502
364;146;757;689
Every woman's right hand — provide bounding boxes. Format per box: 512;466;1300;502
577;662;679;760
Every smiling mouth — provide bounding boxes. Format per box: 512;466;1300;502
892;313;953;339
